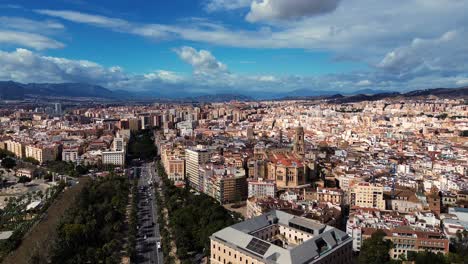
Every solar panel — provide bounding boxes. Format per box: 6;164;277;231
246;238;271;256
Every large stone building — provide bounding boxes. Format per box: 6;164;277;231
266;151;310;189
210;210;353;264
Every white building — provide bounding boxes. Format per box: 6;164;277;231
62;148;79;162
248;178;276;198
185;145;211;190
102;150;125;166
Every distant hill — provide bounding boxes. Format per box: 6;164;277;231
0;81;25;100
0;81;116;99
181;93;254;102
275;88;391;100
24;83;114;98
328;87;468;103
1;81;467;102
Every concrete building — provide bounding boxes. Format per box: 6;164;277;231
128;118;140;132
102;150;125;166
350;182;385;210
113;137;125;152
62;147;80;162
248;178;277;198
185;145;211;190
5;140;25;158
314;187;344;205
210;210;353;264
25;145;57;163
202;166;247;204
362;227;449;260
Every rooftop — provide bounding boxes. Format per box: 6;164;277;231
211;210;351;264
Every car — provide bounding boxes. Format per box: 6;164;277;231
144;235;147;240
157;241;161;250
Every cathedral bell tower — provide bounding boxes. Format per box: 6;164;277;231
293;126;305;156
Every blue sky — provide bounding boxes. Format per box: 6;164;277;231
0;0;468;96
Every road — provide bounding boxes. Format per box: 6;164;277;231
135;162;164;264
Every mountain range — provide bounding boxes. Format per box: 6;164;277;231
0;81;467;102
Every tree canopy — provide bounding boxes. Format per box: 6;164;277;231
1;157;16;169
50;176;129;263
128;130;157;161
358;230;393;264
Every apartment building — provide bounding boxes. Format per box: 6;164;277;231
185;145;211;190
362;227;449;260
102;150;125;166
5;140;25;158
25;144;57;163
113;137;125;151
314;187;344;205
200;164;247;204
161;145;185;183
350;182;385;210
248;178;277;198
62;147;80;162
211;210;353;264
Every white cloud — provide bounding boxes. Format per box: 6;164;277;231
204;0;251;12
0;30;64;50
0;16;65;50
246;0;341;22
356;80;372;86
378;29;468;79
36;9;128;28
0;48;181;90
144;70;184;83
8;1;468;95
174;46;227;75
456;79;468;86
255;75;277;82
0;48;466;97
0;16;64;32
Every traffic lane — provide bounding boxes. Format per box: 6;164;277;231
135;165;161;264
135;170;158;264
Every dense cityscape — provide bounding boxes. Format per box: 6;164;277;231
1;0;468;264
0;95;466;264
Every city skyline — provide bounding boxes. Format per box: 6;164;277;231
0;0;468;97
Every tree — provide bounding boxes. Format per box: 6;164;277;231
23;157;40;165
75;165;88;175
18;176;31;184
0;149;14;159
359;230;393;264
1;157;16;169
407;251;447;264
